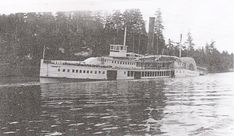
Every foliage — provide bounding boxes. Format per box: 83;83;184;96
154;9;165;54
0;10;233;76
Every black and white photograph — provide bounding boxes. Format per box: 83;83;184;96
0;0;234;135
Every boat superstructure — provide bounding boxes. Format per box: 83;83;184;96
40;43;199;80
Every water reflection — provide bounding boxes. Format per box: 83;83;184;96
39;79;167;135
0;86;41;135
0;73;234;136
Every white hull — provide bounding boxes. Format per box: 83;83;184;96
40;59;199;80
174;69;199;77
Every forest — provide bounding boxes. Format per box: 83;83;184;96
0;9;233;76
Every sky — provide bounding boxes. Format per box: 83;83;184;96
0;0;234;53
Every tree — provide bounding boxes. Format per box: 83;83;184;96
154;9;165;54
103;9;147;54
184;32;195;56
122;9;146;53
185;32;195;50
104;10;124;45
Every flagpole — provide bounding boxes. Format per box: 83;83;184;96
42;45;46;59
123;27;127;46
179;34;182;58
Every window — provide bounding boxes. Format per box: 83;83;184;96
103;71;105;74
142;72;144;77
63;69;65;72
67;69;70;72
58;69;60;72
72;69;75;73
95;71;97;74
99;71;101;74
83;70;85;73
131;71;134;77
80;70;82;73
76;70;78;73
87;70;89;73
90;71;92;74
127;71;130;77
124;71;126;75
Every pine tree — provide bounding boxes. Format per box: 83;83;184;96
185;32;195;56
185;32;195;51
154;9;165;54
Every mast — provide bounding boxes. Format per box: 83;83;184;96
179;34;182;58
42;45;46;59
123;27;127;46
156;34;159;55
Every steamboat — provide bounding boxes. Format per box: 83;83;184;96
40;17;199;80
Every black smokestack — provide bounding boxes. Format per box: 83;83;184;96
147;17;155;55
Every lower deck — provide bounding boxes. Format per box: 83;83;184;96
40;60;198;80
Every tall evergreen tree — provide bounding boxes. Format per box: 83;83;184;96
122;9;146;53
185;32;195;50
154;9;165;54
184;32;195;56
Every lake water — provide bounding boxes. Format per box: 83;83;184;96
0;73;234;136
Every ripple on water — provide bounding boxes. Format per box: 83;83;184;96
3;131;16;134
45;131;63;136
68;123;84;127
